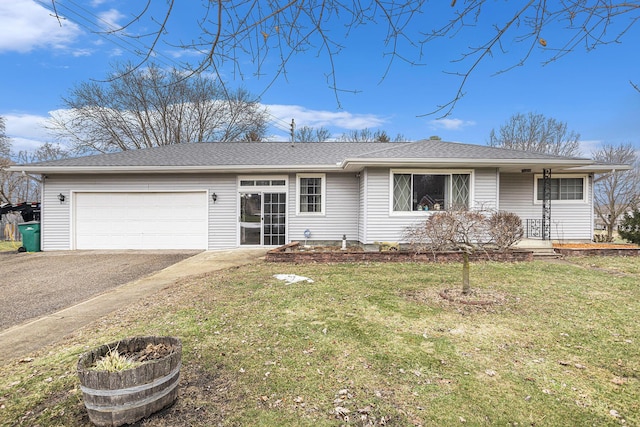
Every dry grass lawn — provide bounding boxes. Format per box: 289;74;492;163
0;257;638;426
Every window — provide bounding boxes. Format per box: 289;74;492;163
536;177;585;201
297;174;325;214
240;179;287;187
392;171;470;212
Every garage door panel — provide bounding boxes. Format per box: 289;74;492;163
74;192;208;250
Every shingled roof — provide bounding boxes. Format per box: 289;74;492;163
13;140;617;174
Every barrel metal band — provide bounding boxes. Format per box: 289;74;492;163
80;362;181;398
82;376;179;413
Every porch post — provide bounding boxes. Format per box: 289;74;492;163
542;168;551;241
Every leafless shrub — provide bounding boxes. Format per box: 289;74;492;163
405;209;524;253
404;211;458;255
406;210;498;253
593;233;615;243
487;211;524;251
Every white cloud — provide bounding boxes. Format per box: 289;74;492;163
98;9;125;32
4;113;51;152
0;0;82;53
427;118;476;131
266;104;386;132
580;140;603;157
9;137;46;154
72;49;94;57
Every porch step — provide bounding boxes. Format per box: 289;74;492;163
530;249;563;260
515;239;563;259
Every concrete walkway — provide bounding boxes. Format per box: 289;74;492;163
0;248;267;364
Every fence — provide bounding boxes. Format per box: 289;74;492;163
1;202;40;242
1;211;23;242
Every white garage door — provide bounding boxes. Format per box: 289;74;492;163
74;192;208;250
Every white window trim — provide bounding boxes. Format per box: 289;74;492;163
237;175;288;190
533;174;588;204
389;169;474;216
296;173;326;216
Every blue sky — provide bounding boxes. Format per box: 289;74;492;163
1;0;638;156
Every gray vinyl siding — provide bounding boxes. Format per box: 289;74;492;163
499;172;593;241
362;168;407;243
41;173;239;250
208;174;238;249
287;172;359;243
41;178;72;251
473;168;499;210
358;170;367;243
362;168;496;244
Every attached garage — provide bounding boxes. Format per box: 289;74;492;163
73;192;208;250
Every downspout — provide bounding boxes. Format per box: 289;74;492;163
40;175;44;251
357;170;362;245
589;173;594;241
356;172;360;244
495;168;500;211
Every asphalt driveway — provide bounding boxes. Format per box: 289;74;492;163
0;250;199;331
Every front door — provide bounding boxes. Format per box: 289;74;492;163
240;192;286;246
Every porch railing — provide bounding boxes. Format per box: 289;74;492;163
525;219;545;239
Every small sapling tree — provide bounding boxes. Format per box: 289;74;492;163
406;210;523;295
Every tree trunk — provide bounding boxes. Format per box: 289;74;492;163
607;224;614;241
462;251;471;295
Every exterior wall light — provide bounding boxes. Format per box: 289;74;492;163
212;193;218;203
57;193;66;203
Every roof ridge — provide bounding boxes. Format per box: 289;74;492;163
354;141;423;158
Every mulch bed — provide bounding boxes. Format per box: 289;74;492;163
553;243;640;257
553;243;639;249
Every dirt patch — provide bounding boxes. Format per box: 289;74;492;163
403;287;510;312
139;364;237;426
438;288;508;306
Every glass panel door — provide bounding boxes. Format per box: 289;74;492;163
263;193;286;246
240;193;262;245
240;192;287;246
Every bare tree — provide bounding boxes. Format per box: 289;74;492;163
242;130;265;142
488;112;581;157
593;143;640;240
44;2;640;117
0;116;9;159
1;143;70;204
49;63;269;153
295;126;332;142
339;128;405;142
405;209;523;294
29;142;70;163
0;116;14;204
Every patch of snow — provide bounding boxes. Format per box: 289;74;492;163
273;274;314;285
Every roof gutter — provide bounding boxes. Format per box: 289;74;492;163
8;164;344;175
340;157;597;170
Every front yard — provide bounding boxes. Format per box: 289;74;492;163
0;258;638;426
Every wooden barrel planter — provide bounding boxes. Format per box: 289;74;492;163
77;336;182;427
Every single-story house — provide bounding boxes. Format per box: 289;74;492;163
12;140;626;251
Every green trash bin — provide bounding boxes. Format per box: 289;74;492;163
18;221;41;252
